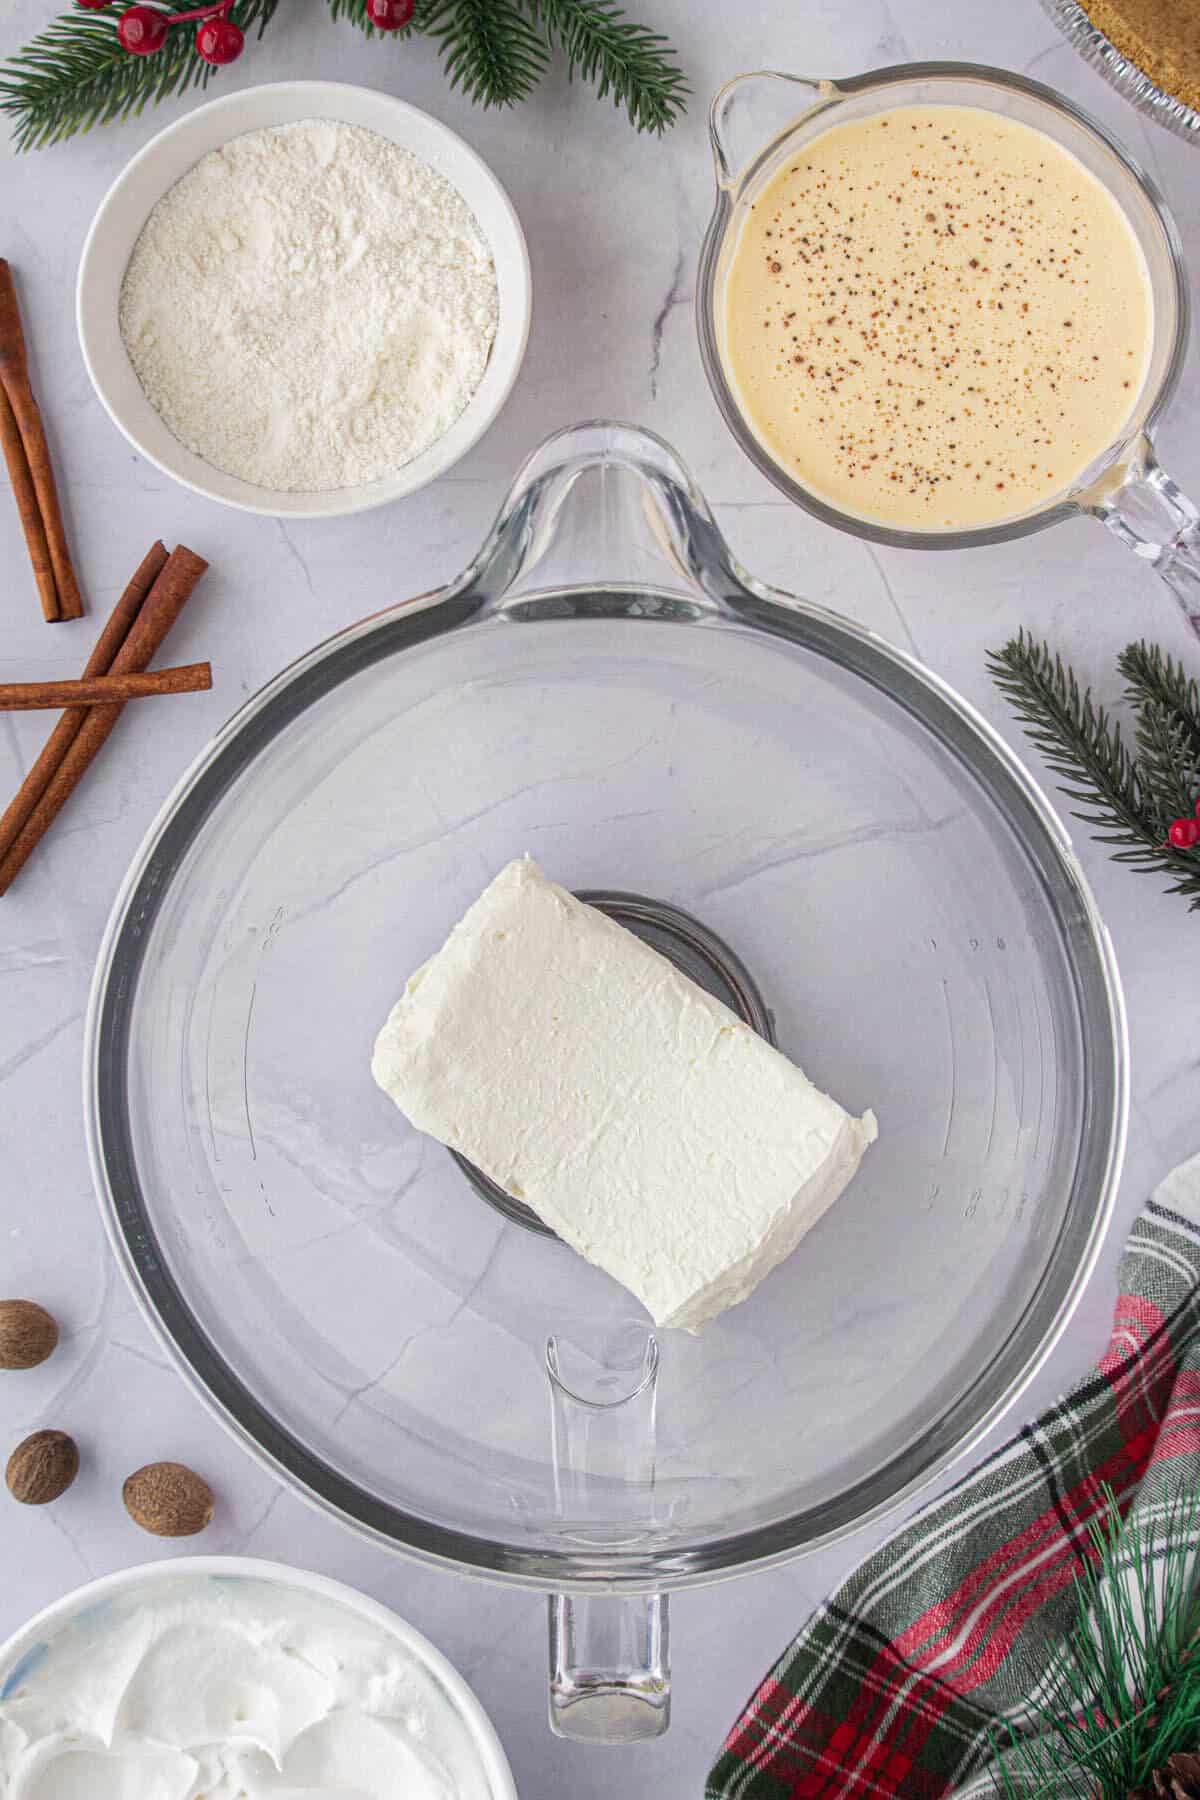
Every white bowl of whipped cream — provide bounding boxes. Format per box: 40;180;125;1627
77;81;532;518
0;1558;517;1800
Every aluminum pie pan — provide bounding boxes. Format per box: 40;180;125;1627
1042;0;1200;143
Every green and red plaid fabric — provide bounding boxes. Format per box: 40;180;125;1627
707;1155;1200;1800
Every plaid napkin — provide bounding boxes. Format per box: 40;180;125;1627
707;1155;1200;1800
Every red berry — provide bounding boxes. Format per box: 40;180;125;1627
117;5;169;52
366;0;414;27
75;0;113;9
1194;795;1200;819
195;14;243;61
1168;817;1200;849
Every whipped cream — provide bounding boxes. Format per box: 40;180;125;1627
0;1576;491;1800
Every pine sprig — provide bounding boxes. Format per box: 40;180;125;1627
424;0;548;108
989;631;1200;908
0;0;686;149
1120;640;1200;745
991;1489;1200;1799
1121;642;1200;827
525;0;687;132
989;631;1151;838
1134;700;1200;831
0;0;278;152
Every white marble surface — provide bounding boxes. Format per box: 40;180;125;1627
1;2;1199;1795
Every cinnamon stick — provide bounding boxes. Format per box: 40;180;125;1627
0;383;57;623
0;545;207;894
0;541;167;870
0;664;212;710
0;545;207;893
0;259;83;622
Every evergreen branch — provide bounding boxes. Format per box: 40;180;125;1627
1;0;686;146
1134;699;1200;831
1119;640;1200;827
0;0;278;153
988;631;1150;836
991;1489;1200;1800
1119;639;1200;746
422;0;549;108
523;0;688;132
988;631;1200;909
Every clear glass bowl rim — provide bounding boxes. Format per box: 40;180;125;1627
82;420;1130;1591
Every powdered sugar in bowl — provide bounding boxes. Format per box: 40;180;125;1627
77;82;531;518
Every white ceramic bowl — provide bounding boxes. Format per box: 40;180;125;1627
0;1555;518;1797
77;81;532;518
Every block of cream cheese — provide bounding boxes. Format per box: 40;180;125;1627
371;858;877;1331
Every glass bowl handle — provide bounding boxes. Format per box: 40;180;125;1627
709;70;828;190
1082;438;1200;639
544;1333;671;1743
459;420;752;618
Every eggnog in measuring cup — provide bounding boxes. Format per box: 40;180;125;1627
721;106;1153;531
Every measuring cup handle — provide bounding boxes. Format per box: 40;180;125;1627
1085;440;1200;640
548;1592;671;1743
709;70;828;188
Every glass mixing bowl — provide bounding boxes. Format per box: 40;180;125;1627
85;422;1127;1742
696;64;1200;637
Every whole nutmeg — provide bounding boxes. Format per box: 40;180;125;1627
0;1300;58;1371
6;1430;79;1504
123;1461;213;1537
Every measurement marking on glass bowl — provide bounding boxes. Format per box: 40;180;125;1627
985;978;1000;1160
1044;999;1059;1170
242;981;258;1163
1015;976;1027;1141
1032;995;1048;1166
203;984;219;1165
940;977;957;1160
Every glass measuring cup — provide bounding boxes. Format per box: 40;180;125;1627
697;63;1200;635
